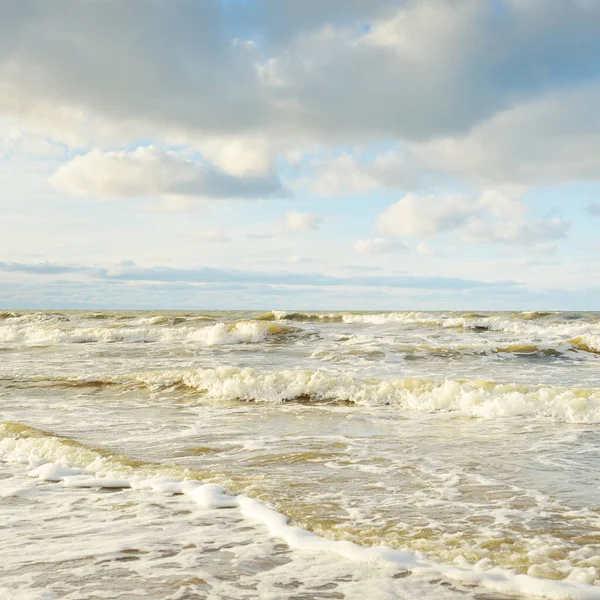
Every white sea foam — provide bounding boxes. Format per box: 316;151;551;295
341;311;442;326
340;312;600;341
572;334;600;353
0;320;294;346
269;310;600;345
92;367;600;423
2;434;599;600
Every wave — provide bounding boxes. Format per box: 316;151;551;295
21;368;600;423
3;310;599;342
312;343;573;365
429;342;582;357
0;320;296;346
267;310;600;341
133;314;215;326
518;311;559;319
0;311;71;324
1;422;598;600
571;335;600;354
267;310;441;325
256;311;344;322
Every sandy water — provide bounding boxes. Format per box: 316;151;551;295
2;310;600;599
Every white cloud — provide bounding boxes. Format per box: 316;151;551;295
354;238;408;254
196;135;275;177
377;193;477;237
198;229;231;243
305;150;423;196
284;210;321;231
50;146;286;200
478;189;527;219
416;242;436;256
0;118;66;160
460;217;570;245
289;254;314;264
498;218;570;244
309;154;378;196
246;231;276;240
376;191;569;246
411;86;600;186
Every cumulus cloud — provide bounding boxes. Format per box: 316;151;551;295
50;146;286;200
376;192;569;245
196;135;275;177
354;238;408;255
377;193;477;237
284;210;322;231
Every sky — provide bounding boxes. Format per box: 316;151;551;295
1;0;600;310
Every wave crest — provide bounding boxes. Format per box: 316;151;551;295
41;368;600;423
0;320;296;346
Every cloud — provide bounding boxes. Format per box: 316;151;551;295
0;261;98;276
377;193;478;236
196;135;275;177
0;259;516;291
197;229;231;243
246;231;276;240
587;203;600;216
3;0;600;164
309;154;378;196
416;242;436;256
460;217;570;245
50;146;287;200
0;118;66;160
256;0;600;145
354;238;408;255
289;254;314;264
411;86;600;186
284;210;321;231
305;150;429;196
376;191;570;245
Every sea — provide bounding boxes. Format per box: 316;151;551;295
2;309;600;600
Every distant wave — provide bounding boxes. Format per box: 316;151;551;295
268;310;600;342
0;320;296;346
2;311;600;353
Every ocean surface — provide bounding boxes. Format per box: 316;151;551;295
2;309;600;600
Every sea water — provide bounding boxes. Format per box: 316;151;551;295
2;310;600;599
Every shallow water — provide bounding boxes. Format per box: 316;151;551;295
2;310;600;599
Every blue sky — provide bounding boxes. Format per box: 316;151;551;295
1;0;600;310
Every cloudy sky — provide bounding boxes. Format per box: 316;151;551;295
1;0;600;310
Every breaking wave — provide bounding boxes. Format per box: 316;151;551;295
267;311;600;343
0;320;296;346
24;368;600;423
